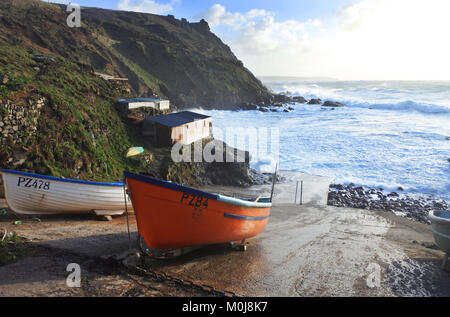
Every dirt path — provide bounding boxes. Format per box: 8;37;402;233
0;199;449;297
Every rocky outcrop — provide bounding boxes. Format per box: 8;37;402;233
238;103;259;111
308;98;322;105
328;184;449;224
162;139;260;187
323;101;346;107
292;96;307;103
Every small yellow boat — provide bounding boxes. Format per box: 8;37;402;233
126;147;144;158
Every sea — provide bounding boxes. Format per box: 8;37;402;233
193;79;450;201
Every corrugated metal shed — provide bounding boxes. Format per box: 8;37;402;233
146;111;211;128
117;98;165;103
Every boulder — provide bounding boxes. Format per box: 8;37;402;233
323;101;346;107
330;184;345;190
273;94;291;103
293;96;307;103
307;98;322;105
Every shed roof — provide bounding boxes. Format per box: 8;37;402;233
118;98;168;103
146;111;211;128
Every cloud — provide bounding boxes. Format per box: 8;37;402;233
196;1;450;80
116;0;179;15
194;4;269;27
331;0;450;79
195;4;321;55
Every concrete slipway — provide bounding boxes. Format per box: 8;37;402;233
0;178;449;296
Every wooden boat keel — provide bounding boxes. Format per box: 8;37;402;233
137;235;199;259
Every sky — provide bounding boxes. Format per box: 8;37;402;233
48;0;450;80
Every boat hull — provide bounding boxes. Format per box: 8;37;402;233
429;210;450;254
1;170;132;216
124;172;271;250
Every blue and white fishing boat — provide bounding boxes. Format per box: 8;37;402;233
1;169;131;216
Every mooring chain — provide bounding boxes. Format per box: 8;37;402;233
130;263;239;297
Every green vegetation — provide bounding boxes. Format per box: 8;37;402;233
0;45;154;181
111;48;164;96
0;231;26;266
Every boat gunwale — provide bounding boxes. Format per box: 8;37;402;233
124;171;272;208
2;169;124;187
429;210;450;225
224;212;270;221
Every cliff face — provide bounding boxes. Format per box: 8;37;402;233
0;0;266;184
0;0;272;109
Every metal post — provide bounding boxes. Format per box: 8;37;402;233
443;253;449;271
300;181;303;205
294;181;299;204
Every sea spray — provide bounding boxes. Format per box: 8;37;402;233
193;80;450;201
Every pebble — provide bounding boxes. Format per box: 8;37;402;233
327;184;449;224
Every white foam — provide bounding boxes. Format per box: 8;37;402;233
195;81;450;201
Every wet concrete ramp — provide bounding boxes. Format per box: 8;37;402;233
2;198;449;297
143;204;450;297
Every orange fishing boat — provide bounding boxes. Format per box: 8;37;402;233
124;171;272;254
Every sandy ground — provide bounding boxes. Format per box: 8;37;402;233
0;199;212;297
0;196;449;297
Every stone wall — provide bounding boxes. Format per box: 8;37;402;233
0;96;45;145
108;79;131;96
0;96;47;167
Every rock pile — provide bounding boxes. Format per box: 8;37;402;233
249;169;285;186
237;95;348;113
327;184;449;224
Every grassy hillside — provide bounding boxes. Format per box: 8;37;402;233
0;44;158;181
0;0;272;109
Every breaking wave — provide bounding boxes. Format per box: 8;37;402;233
345;100;450;115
